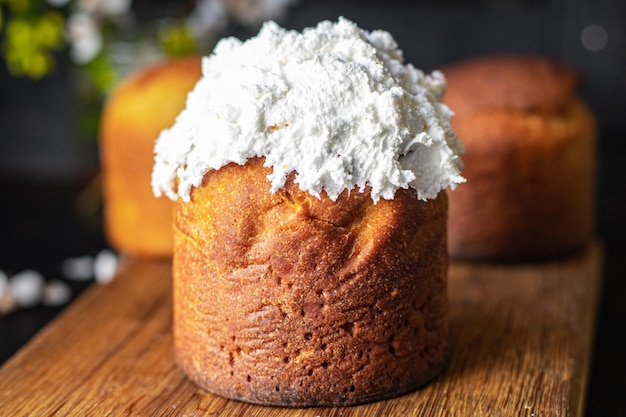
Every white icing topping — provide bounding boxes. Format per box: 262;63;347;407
152;17;464;203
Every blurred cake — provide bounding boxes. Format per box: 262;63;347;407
100;56;202;258
152;19;464;406
443;54;596;261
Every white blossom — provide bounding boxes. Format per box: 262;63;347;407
61;255;95;281
43;280;73;307
46;0;72;7
10;270;45;308
77;0;132;16
94;250;119;284
224;0;298;27
187;0;229;40
66;12;103;64
0;270;8;300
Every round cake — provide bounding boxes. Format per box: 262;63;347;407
100;56;202;258
442;54;596;261
152;18;464;407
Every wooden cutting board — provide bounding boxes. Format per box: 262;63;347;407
0;243;602;416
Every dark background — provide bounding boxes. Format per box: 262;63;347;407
1;1;625;416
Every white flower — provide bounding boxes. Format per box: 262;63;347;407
46;0;72;7
10;270;45;308
187;0;229;40
61;255;95;281
66;12;103;64
94;249;119;284
42;280;73;307
0;270;8;299
78;0;132;17
224;0;298;27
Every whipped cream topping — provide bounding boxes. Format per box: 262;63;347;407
152;17;464;203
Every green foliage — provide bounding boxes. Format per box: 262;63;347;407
0;0;204;93
0;0;117;90
82;53;115;93
158;23;198;58
2;10;64;78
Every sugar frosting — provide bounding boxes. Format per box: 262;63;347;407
152;17;464;203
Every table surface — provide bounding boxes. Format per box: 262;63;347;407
0;243;602;416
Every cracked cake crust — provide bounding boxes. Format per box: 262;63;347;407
173;157;449;407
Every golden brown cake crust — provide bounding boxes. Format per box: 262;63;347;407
443;55;596;261
100;56;201;258
173;157;449;406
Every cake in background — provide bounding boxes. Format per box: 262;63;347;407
442;54;596;261
99;56;202;258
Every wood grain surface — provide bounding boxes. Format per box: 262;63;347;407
0;243;602;416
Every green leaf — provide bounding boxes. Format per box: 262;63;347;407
158;23;197;58
35;11;64;49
